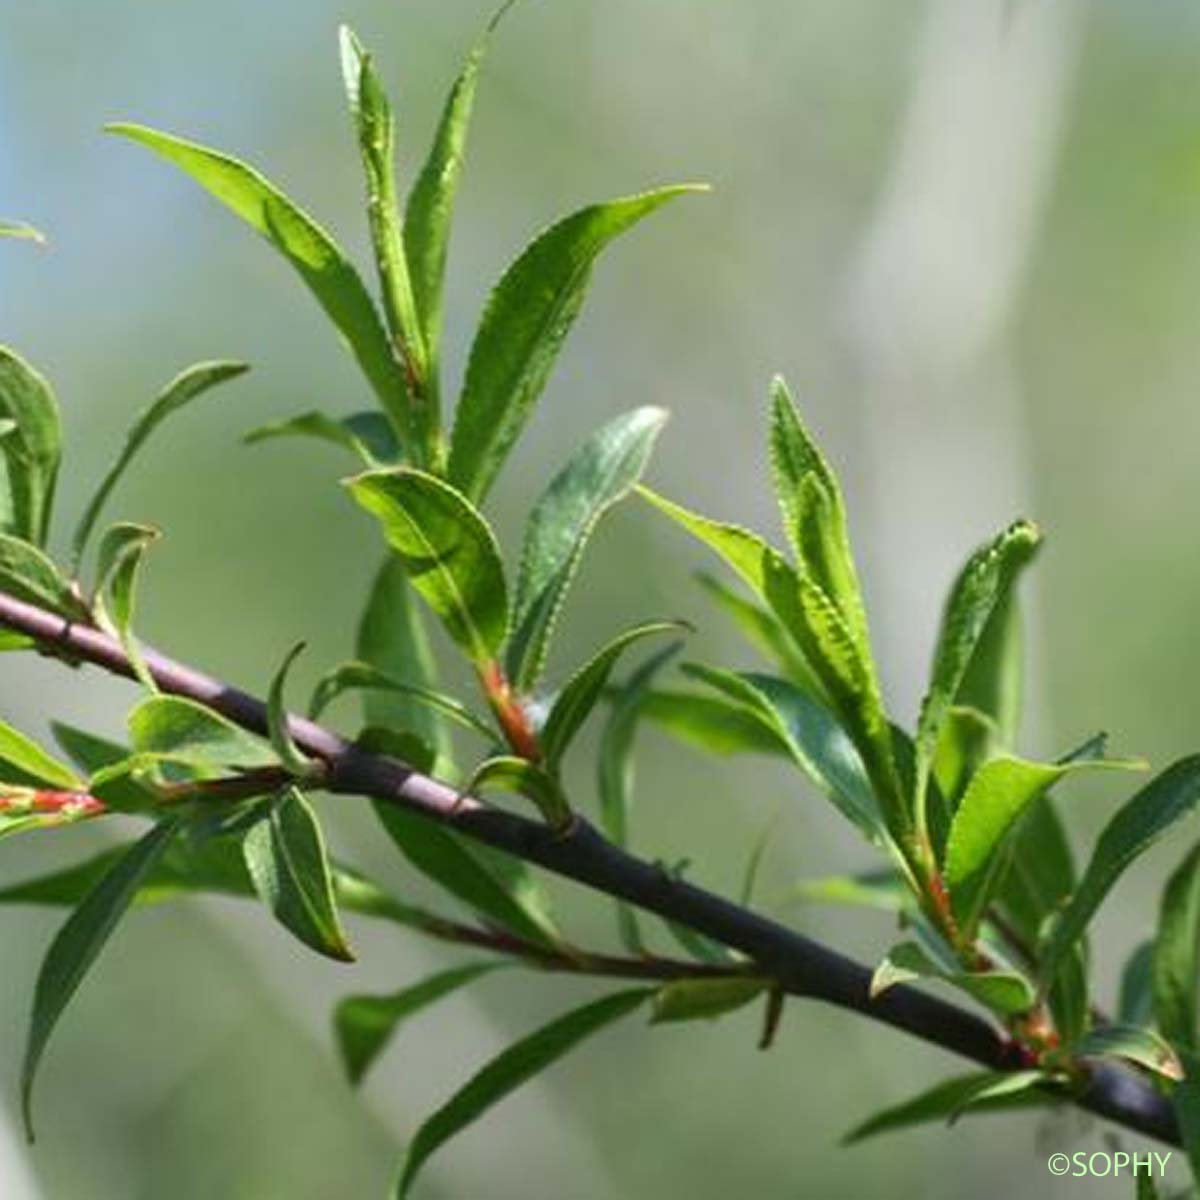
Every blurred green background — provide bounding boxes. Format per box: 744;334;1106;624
1;0;1199;1195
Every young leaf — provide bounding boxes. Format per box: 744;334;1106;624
309;660;495;740
1153;841;1200;1052
1040;757;1200;987
506;406;668;689
649;976;769;1025
106;125;410;438
266;642;314;777
395;988;650;1198
0;346;61;546
0;220;45;244
21;815;182;1138
94;521;160;690
448;186;704;503
344;467;508;664
869;940;1035;1016
335;963;504;1085
0;533;82;617
242;787;353;961
636;687;789;758
128;695;277;769
1073;1024;1183;1082
70;361;248;564
540;620;687;770
0;718;83;791
465;755;571;832
244;409;399;467
956;586;1023;750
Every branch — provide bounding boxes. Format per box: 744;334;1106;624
0;589;1178;1146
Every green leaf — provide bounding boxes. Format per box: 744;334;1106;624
1040;757;1200;988
266;642;314;777
107;124;410;439
244;410;399;467
956;585;1023;749
344;467;508;663
0;718;83;790
0;220;45;244
50;723;156;812
0;346;61;545
1119;940;1154;1027
128;695;277;770
506;407;668;689
931;706;997;809
70;361;248;565
242;787;353;962
21;815;182;1138
768;376;870;654
649;976;769;1024
636;687;789;757
540;620;686;770
944;752;1143;936
465;754;571;832
787;869;907;913
309;661;495;740
448;186;703;503
335;963;503;1085
1153;841;1200;1052
94;521;160;690
374;802;559;948
0;533;81;617
395;988;649;1198
1073;1023;1183;1082
915;521;1041;834
1173;1061;1200;1191
869;940;1035;1016
842;1071;1051;1144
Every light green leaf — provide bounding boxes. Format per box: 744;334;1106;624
649;976;769;1024
344;467;508;663
1119;940;1154;1027
1153;841;1200;1052
507;406;668;689
50;723;156;812
94;521;160;690
107;124;410;439
0;717;83;790
1074;1024;1183;1082
336;963;504;1085
540;620;686;770
242;787;353;961
71;361;248;564
931;706;997;809
21;815;182;1138
466;755;571;832
244;409;399;467
956;585;1023;749
787;869;907;913
128;695;277;770
1040;757;1200;988
395;988;649;1198
0;221;45;244
0;533;81;617
0;346;61;545
870;940;1035;1016
636;687;789;758
448;186;703;503
266;642;315;777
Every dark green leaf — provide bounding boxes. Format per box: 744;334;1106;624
128;695;276;770
267;642;314;777
335;963;503;1085
636;687;789;757
1073;1024;1182;1082
0;345;61;545
649;976;768;1024
1174;1061;1200;1191
869;940;1035;1016
344;467;508;663
1119;940;1154;1027
395;988;649;1197
448;187;703;503
507;406;668;689
242;787;353;961
71;361;248;564
244;409;399;467
21;815;182;1138
1154;841;1200;1052
465;754;571;831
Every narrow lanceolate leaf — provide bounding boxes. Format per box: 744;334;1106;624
637;688;788;758
0;347;61;545
242;787;352;961
395;988;650;1198
843;1071;1051;1144
1073;1024;1183;1082
956;585;1023;750
70;361;248;564
244;410;399;468
1040;757;1200;988
94;521;160;690
0;220;45;244
0;534;81;617
448;186;704;504
787;869;907;913
404;3;511;374
345;468;508;663
915;521;1041;826
768;376;870;654
335;963;503;1085
266;642;314;777
106;125;409;437
1174;1063;1200;1190
507;407;668;689
466;755;571;832
374;802;559;948
540;620;687;770
128;695;277;770
21;815;182;1139
1153;842;1200;1051
944;752;1143;936
869;940;1035;1016
0;718;83;791
1119;940;1155;1027
649;977;769;1025
309;661;495;740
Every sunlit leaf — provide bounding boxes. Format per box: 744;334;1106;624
0;346;61;545
466;754;571;831
0;533;81;617
0;717;83;791
128;695;276;770
94;521;160;690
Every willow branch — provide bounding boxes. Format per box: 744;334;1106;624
0;589;1178;1146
